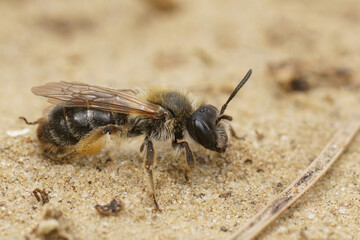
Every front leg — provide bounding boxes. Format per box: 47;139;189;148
140;138;160;210
172;140;195;181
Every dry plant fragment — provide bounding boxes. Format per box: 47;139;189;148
95;198;124;216
228;110;360;240
219;191;233;199
33;188;49;205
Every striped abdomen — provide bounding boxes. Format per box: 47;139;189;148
37;106;127;148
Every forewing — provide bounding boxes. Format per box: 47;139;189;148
31;81;166;118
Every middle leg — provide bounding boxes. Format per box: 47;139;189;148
172;140;195;181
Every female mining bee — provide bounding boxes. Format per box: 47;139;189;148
22;69;252;210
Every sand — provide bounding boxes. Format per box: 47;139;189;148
0;0;359;239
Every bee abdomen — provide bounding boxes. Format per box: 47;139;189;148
63;107;94;140
37;106;128;149
64;107;127;138
36;119;66;148
38;106;80;147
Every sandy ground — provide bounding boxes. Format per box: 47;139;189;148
1;0;360;239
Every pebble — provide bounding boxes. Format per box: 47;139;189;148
6;129;30;137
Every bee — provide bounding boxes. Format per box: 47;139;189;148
21;69;252;210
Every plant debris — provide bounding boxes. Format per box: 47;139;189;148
219;191;233;199
33;188;50;205
228;110;360;240
95;198;124;216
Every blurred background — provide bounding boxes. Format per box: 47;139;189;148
1;0;359;130
1;0;360;239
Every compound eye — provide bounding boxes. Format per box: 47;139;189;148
190;118;216;149
187;105;222;152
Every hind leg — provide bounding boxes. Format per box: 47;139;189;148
140;138;160;210
73;125;126;156
52;125;124;162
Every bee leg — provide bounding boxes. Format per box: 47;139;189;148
45;125;123;162
19;116;39;125
140;139;160;211
172;140;194;181
56;150;78;163
74;125;120;156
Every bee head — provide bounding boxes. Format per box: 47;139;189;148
187;105;230;153
187;70;252;153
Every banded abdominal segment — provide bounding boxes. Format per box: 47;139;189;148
36;106;128;156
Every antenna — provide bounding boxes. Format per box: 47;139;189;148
219;69;252;115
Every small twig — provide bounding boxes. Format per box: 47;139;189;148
228;110;360;240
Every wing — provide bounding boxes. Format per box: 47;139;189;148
31;81;168;118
